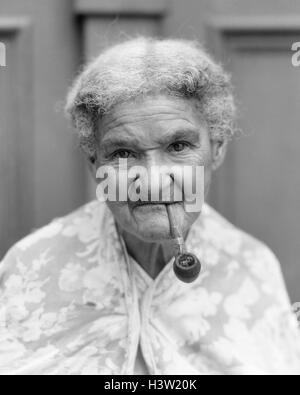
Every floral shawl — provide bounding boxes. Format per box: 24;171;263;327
0;201;300;375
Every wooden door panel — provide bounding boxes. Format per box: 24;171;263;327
207;17;300;301
0;19;34;258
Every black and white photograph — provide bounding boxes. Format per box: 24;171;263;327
1;0;300;379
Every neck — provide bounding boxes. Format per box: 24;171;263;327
117;227;176;280
117;225;190;280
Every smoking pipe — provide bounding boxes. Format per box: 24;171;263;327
166;204;201;283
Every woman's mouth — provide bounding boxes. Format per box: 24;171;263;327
132;201;182;209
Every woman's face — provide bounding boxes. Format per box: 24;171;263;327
95;95;221;243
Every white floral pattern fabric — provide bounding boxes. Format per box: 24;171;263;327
0;200;300;375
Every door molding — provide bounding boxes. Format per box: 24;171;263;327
74;0;170;17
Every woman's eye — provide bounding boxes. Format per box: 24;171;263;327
169;142;191;153
111;150;134;159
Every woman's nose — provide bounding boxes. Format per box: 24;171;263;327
147;167;173;202
131;163;180;203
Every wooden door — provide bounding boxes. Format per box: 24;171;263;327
0;17;34;257
1;0;299;303
204;8;300;304
0;0;85;259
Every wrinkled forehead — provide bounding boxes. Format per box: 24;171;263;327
97;94;207;144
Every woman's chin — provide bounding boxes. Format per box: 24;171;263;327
137;222;172;242
132;208;172;242
113;202;189;243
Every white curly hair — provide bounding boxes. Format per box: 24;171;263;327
65;37;236;162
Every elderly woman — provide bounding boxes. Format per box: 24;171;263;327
1;38;300;375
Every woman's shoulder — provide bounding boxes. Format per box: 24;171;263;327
0;200;107;279
201;202;278;259
199;203;287;298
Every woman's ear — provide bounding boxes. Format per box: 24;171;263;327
211;138;228;171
